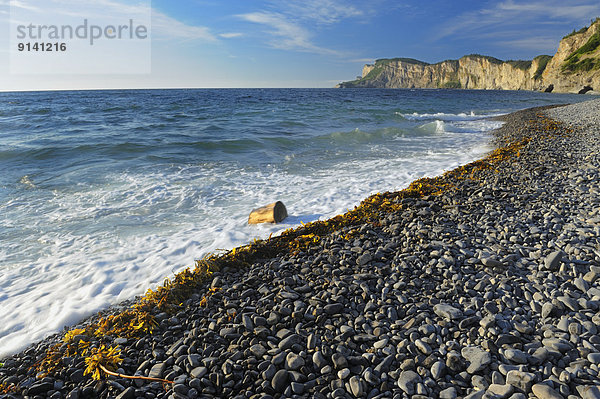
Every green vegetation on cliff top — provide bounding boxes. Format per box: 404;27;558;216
562;24;600;72
374;57;430;66
563;18;599;39
506;60;533;70
533;55;553;80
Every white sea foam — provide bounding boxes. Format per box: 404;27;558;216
401;111;505;121
418;119;504;135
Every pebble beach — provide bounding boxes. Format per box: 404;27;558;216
2;99;600;399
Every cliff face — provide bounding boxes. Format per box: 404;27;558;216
338;19;600;93
345;56;546;90
542;20;600;92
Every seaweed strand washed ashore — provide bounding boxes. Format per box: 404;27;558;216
3;100;600;398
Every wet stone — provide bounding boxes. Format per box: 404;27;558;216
313;351;327;369
249;344;267;358
291;381;304;394
272;370;289;393
349;376;364;397
149;363;166;379
188;354;201;368
279;334;301;350
324;303;344;315
332;353;348;369
190;366;207;379
286;353;305;370
27;382;54;396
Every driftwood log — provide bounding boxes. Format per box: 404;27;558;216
248;201;288;224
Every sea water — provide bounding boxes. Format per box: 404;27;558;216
0;88;587;357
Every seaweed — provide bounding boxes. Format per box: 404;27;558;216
506;60;533;70
84;345;123;381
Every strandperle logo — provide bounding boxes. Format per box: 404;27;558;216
15;19;149;45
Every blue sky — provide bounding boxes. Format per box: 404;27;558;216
2;0;600;90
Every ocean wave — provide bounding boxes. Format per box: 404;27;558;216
319;126;410;143
417;119;505;134
417;120;447;134
400;110;505;121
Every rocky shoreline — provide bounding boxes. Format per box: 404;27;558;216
3;99;600;399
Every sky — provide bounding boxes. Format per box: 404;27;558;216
1;0;600;90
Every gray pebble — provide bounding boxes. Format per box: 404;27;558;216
397;370;421;395
440;387;458;399
434;304;463;320
349;376;364;397
506;370;536;392
545;251;563;270
271;369;289;393
462;346;492;373
532;383;563;399
286;353;305;370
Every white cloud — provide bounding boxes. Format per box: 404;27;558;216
236;0;366;55
97;0;217;41
432;0;600;58
238;11;341;55
500;37;559;51
436;0;600;40
8;0;40;12
279;0;363;24
497;0;600;20
219;32;243;39
349;58;374;63
152;9;215;41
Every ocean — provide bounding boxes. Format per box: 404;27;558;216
0;88;588;357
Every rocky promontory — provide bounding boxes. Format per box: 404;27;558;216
338;19;600;94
